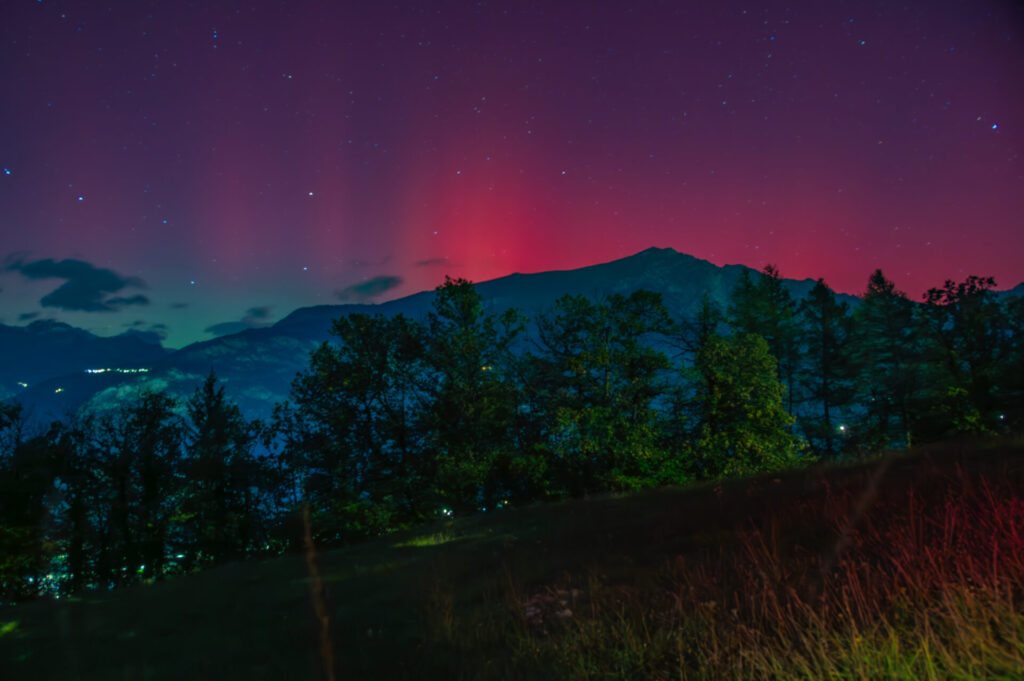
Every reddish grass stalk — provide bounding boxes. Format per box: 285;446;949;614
302;504;336;681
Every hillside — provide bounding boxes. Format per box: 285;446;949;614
0;320;169;403
14;247;1022;425
2;438;1021;680
22;247;854;423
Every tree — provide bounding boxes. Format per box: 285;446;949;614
181;371;267;567
851;270;925;448
423;277;526;513
97;391;184;584
47;414;105;594
921;275;1010;430
0;407;59;601
530;291;676;495
686;331;808;479
798;279;856;457
728;265;801;413
275;312;430;543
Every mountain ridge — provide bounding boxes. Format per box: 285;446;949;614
9;247;1021;424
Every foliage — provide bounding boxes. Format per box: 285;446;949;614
798;278;856;457
421;277;527;513
921;275;1009;428
180;371;270;567
850;269;925;448
1;268;1022;604
728;265;802;412
530;291;677;495
687;331;809;478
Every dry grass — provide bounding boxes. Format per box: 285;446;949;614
1;438;1022;679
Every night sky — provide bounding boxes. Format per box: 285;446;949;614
1;1;1021;348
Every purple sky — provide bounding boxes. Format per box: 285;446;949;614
1;0;1021;347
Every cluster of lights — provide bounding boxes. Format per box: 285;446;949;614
84;367;150;374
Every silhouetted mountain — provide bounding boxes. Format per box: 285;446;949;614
18;248;1016;425
0;320;170;404
67;248;853;422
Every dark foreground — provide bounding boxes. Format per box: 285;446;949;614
2;439;1022;680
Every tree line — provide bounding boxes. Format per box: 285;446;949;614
1;267;1022;601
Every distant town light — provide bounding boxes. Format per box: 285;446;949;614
55;388;64;394
84;368;150;374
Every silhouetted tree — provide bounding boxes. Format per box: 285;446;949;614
728;265;801;412
531;290;676;495
181;371;267;567
851;270;924;448
99;391;184;583
275;312;430;542
686;329;808;479
0;406;58;601
423;277;526;513
798;279;856;457
922;275;1010;431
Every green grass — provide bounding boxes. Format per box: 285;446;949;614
1;438;1023;679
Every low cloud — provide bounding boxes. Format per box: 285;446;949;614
244;306;271;322
335;275;403;302
5;256;148;312
122;320;168;344
169;302;188;310
204;306;275;337
18;311;40;322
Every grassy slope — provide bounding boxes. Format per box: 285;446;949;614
1;439;1022;680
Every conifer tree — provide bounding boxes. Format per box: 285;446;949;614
851;270;923;447
684;323;808;479
276;312;429;541
728;265;801;412
798;279;855;457
423;277;526;513
531;290;675;495
182;371;266;566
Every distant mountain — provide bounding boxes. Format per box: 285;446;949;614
58;248;852;422
18;248;1019;425
0;319;169;405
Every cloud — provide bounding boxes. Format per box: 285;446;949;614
335;275;403;302
124;319;166;331
169;302;188;309
204;306;275;337
204;321;252;337
244;306;271;322
5;256;148;312
18;311;40;322
106;294;150;307
415;257;451;267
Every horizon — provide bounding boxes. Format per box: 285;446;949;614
1;0;1021;348
2;245;1022;352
